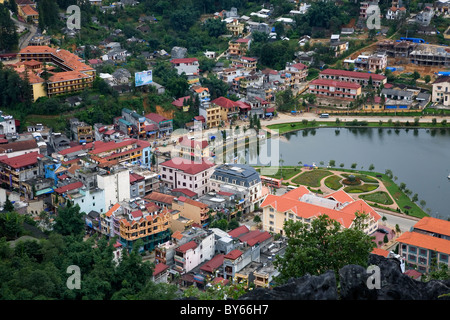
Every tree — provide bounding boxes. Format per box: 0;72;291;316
53;203;86;237
273;213;376;284
369;164;375;171
0;4;18;51
424;75;431;83
329;160;336;167
203;18;226;37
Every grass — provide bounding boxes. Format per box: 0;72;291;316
341;173;378;184
324;175;343;190
291;169;333;188
360;191;394;205
343;184;379;193
256;166;302;180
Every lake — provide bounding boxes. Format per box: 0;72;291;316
239;127;450;220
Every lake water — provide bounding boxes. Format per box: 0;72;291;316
239;127;450;220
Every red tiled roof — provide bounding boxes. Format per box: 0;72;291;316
200;254;224;273
239;230;272;247
144;191;175;204
371;248;389;257
290;62;307;70
145;113;170;123
171;188;197;197
228;225;249;238
172;96;191;108
320;68;386;81
211;96;239;109
170;58;198;64
0;151;43;169
106;203;121;217
176;240;197;253
224;249;242;260
178;136;208;149
153;263;169;276
131;210;143;218
54;181;83;194
310;78;361;89
130;172;144;183
160;157;215;175
89;139;137;155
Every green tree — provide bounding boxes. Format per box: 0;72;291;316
0;4;18;51
273;213;375;284
53;203;86;237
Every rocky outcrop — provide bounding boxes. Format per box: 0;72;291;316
239;255;450;300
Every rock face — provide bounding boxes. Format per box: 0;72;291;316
239;255;450;300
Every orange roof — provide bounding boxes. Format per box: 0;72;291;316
21;4;38;16
48;70;90;83
326;190;354;203
413;217;450;238
397;231;450;255
261;187;380;228
106;203;121;217
171;230;184;240
371;248;389;257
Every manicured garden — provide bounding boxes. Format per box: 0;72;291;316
291;169;333;188
360;191;394;206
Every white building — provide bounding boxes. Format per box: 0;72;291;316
97;168;131;211
159;157;216;197
174;230;215;274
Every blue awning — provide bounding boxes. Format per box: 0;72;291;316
266;113;273;116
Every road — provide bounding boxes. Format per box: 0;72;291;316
9;10;37;50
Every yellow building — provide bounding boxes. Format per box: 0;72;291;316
18;4;39;24
171;196;212;227
226;19;245;37
18;45;96;97
227;38;250;56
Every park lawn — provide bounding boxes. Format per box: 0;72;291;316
360;191;394;205
359;171;428;218
343;184;379;193
341;173;379;183
324;175;343;190
266;122;335;134
257;166;303;180
291;169;333;187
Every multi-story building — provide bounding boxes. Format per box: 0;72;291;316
319;68;387;88
226;19;245;36
18;46;96;97
174;229;215;274
170;57;200;85
121;108;147;138
284;62;308;89
175;136;210;161
145;113;173;138
227;38;251;57
199;103;221;128
0;111;17;135
209;164;263;214
211;96;240;122
69;118;94;144
88;139;151;167
171;196;212;228
309;79;362;101
159;157;215;197
0;152;43;192
409;45;450;67
100;202;172;251
97;167;131;211
261;187;381;235
432;76;450;106
396;217;450;273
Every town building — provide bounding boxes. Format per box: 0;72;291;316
209;164;263;214
0;152;43;192
396;217;450;273
409;45;450;67
319;68;387;88
174;229;215;274
145;113;173;138
308;79;362;101
159;157;215;196
261;186;381;235
18;46;96;97
284;62;308;89
432;76;450;106
171;196;212;228
170;58;200;85
211;96;240;122
227;38;251;57
69;118;94;144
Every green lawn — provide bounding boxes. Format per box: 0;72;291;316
341;173;379;184
360;191;394;205
343;184;379;193
256;166;302;180
324;175;343;190
291;169;333;188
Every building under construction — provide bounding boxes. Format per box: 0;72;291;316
409;45;450;67
377;40;418;58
